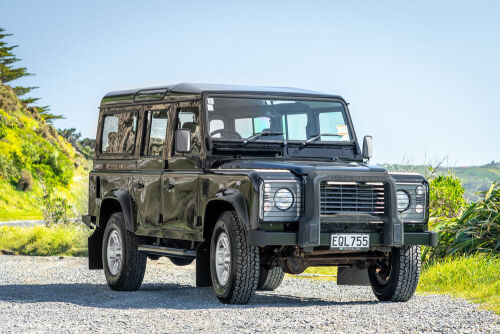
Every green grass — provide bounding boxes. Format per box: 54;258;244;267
0;161;89;221
0;179;42;221
0;224;90;256
418;254;500;314
294;256;499;314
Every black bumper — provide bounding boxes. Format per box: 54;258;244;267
248;230;437;247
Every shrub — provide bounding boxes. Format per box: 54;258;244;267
429;175;465;218
39;180;75;226
424;183;499;260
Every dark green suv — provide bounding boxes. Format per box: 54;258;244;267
82;83;436;304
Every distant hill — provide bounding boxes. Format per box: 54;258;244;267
383;162;500;201
452;163;500;199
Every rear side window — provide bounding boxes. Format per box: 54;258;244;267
101;112;137;154
144;109;168;156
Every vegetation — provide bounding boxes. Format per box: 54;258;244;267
384;161;500;201
0;27;61;121
424;183;499;261
429;175;465;218
0;27;92;223
0;84;76;187
418;255;499;314
58;127;96;160
0;224;90;256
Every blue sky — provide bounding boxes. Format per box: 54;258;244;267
1;1;499;166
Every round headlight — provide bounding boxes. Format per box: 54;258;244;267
274;188;294;211
396;190;410;212
415;204;424;213
415;185;425;195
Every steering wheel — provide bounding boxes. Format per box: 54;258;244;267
210;129;242;139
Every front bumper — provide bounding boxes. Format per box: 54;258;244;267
248;230;437;247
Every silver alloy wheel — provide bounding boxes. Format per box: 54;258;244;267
215;232;231;285
106;229;122;276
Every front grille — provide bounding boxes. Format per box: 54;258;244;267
320;181;385;216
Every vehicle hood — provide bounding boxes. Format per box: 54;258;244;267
217;159;388;176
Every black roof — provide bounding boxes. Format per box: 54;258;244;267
101;83;343;106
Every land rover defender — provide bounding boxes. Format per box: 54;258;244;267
82;83;436;304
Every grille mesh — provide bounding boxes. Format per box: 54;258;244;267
320;181;385;216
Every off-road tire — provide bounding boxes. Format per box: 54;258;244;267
257;266;285;291
368;246;421;302
102;212;147;291
210;211;260;304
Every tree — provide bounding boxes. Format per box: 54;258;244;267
0;27;63;121
57;128;95;159
0;28;32;83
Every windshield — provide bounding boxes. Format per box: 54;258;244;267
207;97;351;143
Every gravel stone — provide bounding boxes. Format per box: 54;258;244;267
0;255;498;333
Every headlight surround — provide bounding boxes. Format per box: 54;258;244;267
274;188;294;211
396;190;410;212
395;181;428;223
260;180;302;221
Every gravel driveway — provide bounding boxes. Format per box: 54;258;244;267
0;255;497;334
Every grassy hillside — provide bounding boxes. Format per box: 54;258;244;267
383;162;500;200
0;82;88;221
453;163;500;199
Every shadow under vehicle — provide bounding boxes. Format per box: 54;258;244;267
82;83;436;304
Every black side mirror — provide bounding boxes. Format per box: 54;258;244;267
362;135;373;160
175;129;191;153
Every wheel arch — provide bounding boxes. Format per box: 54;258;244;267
202;193;250;241
88;189;136;270
99;189;136;232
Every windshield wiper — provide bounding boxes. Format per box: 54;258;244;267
303;133;342;145
244;131;284;144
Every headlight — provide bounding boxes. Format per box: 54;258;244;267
274;188;294;211
396;190;410;212
415;185;424;195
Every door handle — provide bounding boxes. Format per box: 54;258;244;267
133;183;145;189
168;182;175;189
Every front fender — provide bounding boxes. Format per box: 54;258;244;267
211;189;251;230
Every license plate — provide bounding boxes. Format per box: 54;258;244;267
330;234;370;250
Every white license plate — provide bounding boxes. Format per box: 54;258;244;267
330;234;370;250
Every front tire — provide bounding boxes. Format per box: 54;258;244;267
368;246;421;302
257;266;285;291
102;212;147;291
210;211;260;304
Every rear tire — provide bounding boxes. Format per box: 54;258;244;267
257;266;285;291
368;246;421;302
102;212;147;291
210;211;259;304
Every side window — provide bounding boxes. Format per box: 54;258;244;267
318;112;350;141
285;113;308;140
234;116;271;138
101;112;137;154
144;109;168;156
209;119;224;137
176;107;201;154
234;118;253;138
253;116;271;133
